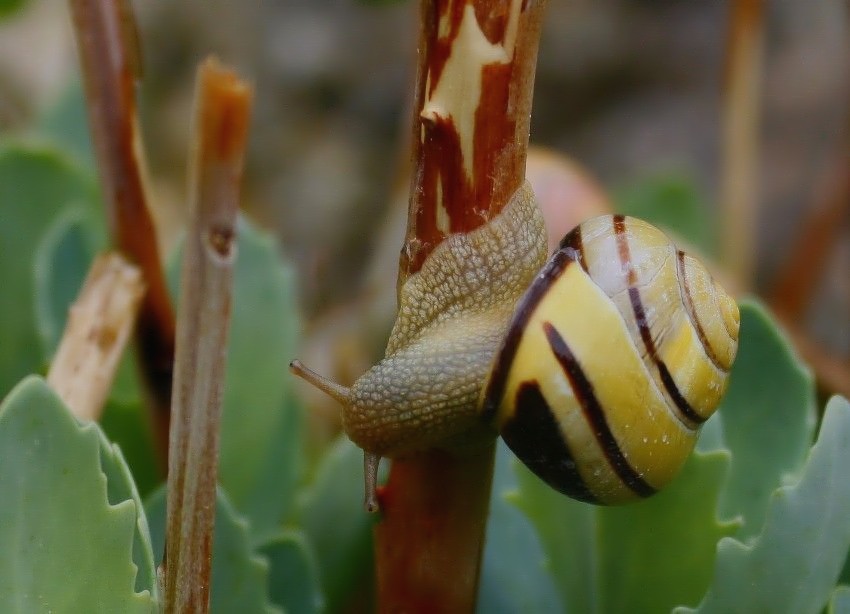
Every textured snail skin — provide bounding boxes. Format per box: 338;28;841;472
343;182;547;457
481;214;740;504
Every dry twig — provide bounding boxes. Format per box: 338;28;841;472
47;253;144;421
162;58;252;613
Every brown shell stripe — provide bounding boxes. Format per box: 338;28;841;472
612;215;706;425
481;248;574;422
501;382;598;503
676;250;728;373
543;321;656;498
558;223;586;269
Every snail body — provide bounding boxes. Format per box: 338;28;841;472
291;183;739;510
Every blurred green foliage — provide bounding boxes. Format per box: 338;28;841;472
615;171;716;256
0;0;27;20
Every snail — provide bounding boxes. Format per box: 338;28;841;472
290;182;739;510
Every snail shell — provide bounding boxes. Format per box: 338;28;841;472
481;214;739;503
290;186;739;509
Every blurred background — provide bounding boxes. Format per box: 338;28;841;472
0;0;847;414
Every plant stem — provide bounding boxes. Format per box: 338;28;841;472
47;253;144;421
375;1;546;611
767;138;850;400
67;0;176;465
719;0;765;288
768;144;850;320
399;0;546;277
162;58;252;614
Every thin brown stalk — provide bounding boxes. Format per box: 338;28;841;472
768;145;850;320
375;1;546;611
67;0;176;464
47;253;144;421
162;58;252;613
719;0;765;289
767;116;850;401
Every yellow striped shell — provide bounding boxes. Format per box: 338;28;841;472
290;185;739;510
481;214;739;504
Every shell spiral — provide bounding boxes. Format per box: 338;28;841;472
481;214;739;504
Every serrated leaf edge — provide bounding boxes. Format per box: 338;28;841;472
675;396;850;613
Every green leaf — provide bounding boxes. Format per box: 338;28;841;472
614;172;715;255
0;376;155;612
32;205;141;406
297;436;376;612
593;449;736;613
0;0;26;19
146;486;281;614
514;442;735;613
100;398;159;498
96;415;159;600
168;218;303;541
514;465;597;614
37;79;95;170
717;300;816;538
478;441;562;613
830;586;850;614
0;144;100;396
678;396;850;614
259;530;325;614
33;208;96;359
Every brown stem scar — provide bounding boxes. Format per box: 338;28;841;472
207;225;235;259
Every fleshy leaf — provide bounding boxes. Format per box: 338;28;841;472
0;144;100;396
259;530;325;614
37;79;96;170
717;300;816;538
677;396;850;614
32;206;141;406
477;441;562;613
514;441;735;613
592;448;736;613
146;486;281;614
0;376;155;612
100;398;159;498
514;464;597;614
830;586;850;614
33;208;95;358
297;436;376;611
95;421;158;598
168;218;303;541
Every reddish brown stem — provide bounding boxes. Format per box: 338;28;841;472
67;0;175;465
400;0;546;277
769;145;850;320
376;1;546;611
162;58;252;613
767;139;850;400
375;445;495;610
